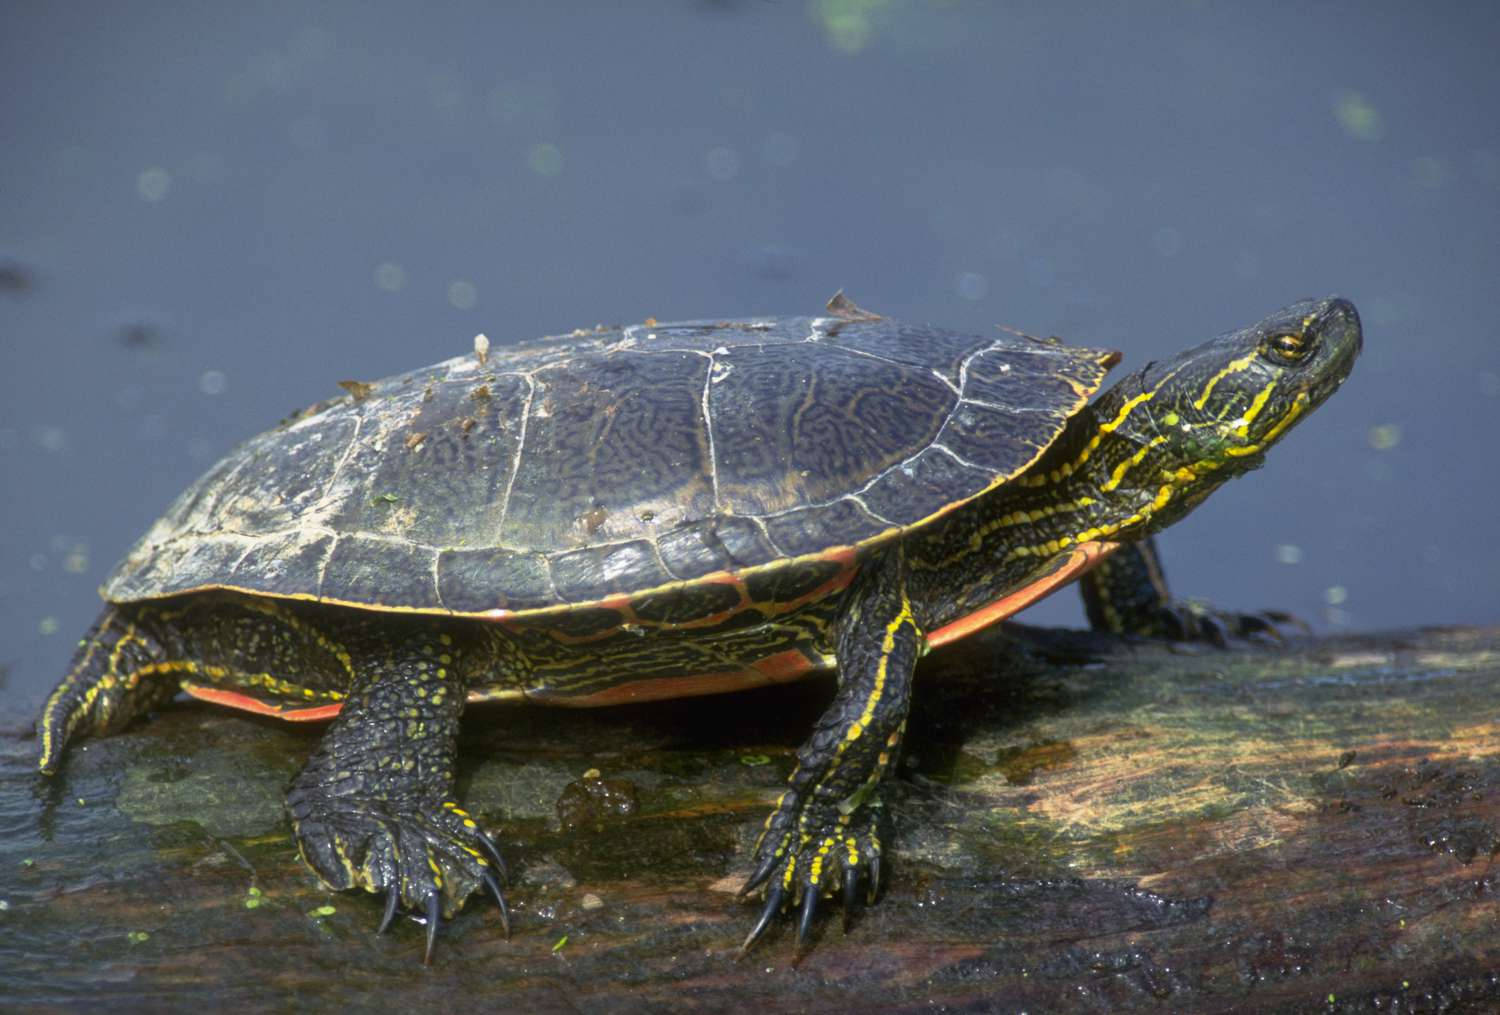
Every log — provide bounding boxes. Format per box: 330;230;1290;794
3;624;1498;1011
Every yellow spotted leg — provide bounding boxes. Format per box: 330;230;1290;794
739;545;922;954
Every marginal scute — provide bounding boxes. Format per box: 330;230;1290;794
103;314;1118;615
321;535;437;608
965;345;1110;409
655;519;738;581
230;530;336;594
698;516;779;571
549;539;670;604
437;546;553;613
762;498;887;559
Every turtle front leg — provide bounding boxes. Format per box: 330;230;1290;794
1080;536;1302;646
284;626;507;962
740;547;921;954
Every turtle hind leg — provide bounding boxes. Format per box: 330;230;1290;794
283;623;510;962
740;546;919;955
1080;536;1303;646
37;604;180;774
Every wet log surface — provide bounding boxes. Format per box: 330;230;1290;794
3;624;1499;1012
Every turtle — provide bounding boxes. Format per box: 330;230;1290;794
36;293;1361;961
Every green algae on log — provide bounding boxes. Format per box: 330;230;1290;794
3;624;1499;1011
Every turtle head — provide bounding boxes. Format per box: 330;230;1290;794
1095;296;1361;532
1146;296;1361;467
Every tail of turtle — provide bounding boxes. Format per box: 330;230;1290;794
37;605;179;774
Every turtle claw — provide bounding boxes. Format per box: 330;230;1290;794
795;884;819;950
739;794;886;956
378;885;400;935
738;835;786;899
423;893;441;965
475;827;509;881
285;787;510;960
740;881;785;955
841;866;861;933
482;868;510;938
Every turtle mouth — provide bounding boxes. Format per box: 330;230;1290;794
1308;297;1363;400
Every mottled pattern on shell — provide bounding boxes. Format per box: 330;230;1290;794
106;316;1115;614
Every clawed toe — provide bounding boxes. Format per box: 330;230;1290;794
738;805;885;957
288;792;510;960
1157;600;1306;647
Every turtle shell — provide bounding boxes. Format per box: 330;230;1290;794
106;313;1118;616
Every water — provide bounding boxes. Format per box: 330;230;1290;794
3;1;1498;727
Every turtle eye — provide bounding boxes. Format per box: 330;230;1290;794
1262;331;1313;365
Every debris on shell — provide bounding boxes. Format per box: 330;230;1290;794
474;333;490;365
826;289;882;321
337;379;376;401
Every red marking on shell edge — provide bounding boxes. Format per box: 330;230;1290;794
925;541;1122;650
182;683;345;722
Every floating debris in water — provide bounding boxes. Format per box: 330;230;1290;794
1367;423;1402;450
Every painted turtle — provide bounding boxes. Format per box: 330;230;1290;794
37;294;1361;960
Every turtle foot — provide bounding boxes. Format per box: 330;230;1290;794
738;792;885;957
286;789;508;962
1154;600;1307;648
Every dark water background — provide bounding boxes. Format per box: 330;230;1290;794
3;2;1498;722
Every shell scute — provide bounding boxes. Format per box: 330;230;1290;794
813;319;981;386
502;350;715;551
937;401;1052;468
858;445;992;525
708;341;954;516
